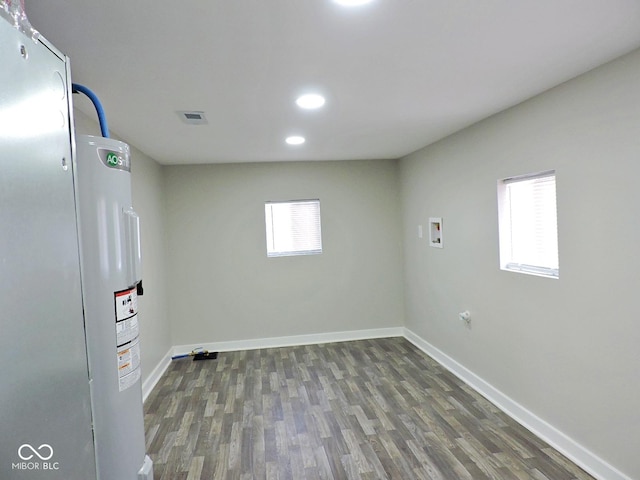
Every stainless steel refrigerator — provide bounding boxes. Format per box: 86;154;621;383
0;11;152;480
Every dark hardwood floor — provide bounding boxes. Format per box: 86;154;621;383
144;337;595;480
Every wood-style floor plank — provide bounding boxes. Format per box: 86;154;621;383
144;338;595;480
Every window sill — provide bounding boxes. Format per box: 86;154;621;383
502;264;559;279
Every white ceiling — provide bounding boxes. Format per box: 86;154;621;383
26;1;640;165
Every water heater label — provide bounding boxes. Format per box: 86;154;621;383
114;287;141;392
117;337;141;392
115;288;138;322
116;314;139;346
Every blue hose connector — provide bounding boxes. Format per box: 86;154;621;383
72;83;110;138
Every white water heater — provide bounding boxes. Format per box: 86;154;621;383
75;135;153;480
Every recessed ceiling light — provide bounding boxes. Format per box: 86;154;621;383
333;0;373;6
296;94;326;110
286;136;305;145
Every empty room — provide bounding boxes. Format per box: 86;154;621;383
3;1;640;479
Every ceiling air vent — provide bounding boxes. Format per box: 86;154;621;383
177;111;208;125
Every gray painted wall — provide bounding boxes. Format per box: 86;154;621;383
74;109;172;384
400;49;640;478
164;160;404;346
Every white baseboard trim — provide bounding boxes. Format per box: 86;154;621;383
141;347;172;403
172;327;404;358
403;328;632;480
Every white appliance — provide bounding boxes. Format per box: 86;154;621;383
75;135;153;480
0;7;152;479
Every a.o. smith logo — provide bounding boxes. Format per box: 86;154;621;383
98;147;131;172
12;443;59;471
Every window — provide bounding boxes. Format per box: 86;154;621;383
497;171;559;278
265;199;322;257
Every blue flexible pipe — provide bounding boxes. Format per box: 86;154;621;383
72;83;110;138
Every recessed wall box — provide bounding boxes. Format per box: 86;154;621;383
429;217;443;248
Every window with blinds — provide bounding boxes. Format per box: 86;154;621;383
265;199;322;257
497;171;559;278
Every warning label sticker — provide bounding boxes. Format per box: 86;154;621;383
115;287;138;321
117;338;141;392
114;287;141;392
116;314;139;347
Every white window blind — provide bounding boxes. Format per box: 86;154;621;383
498;171;559;278
265;199;322;257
